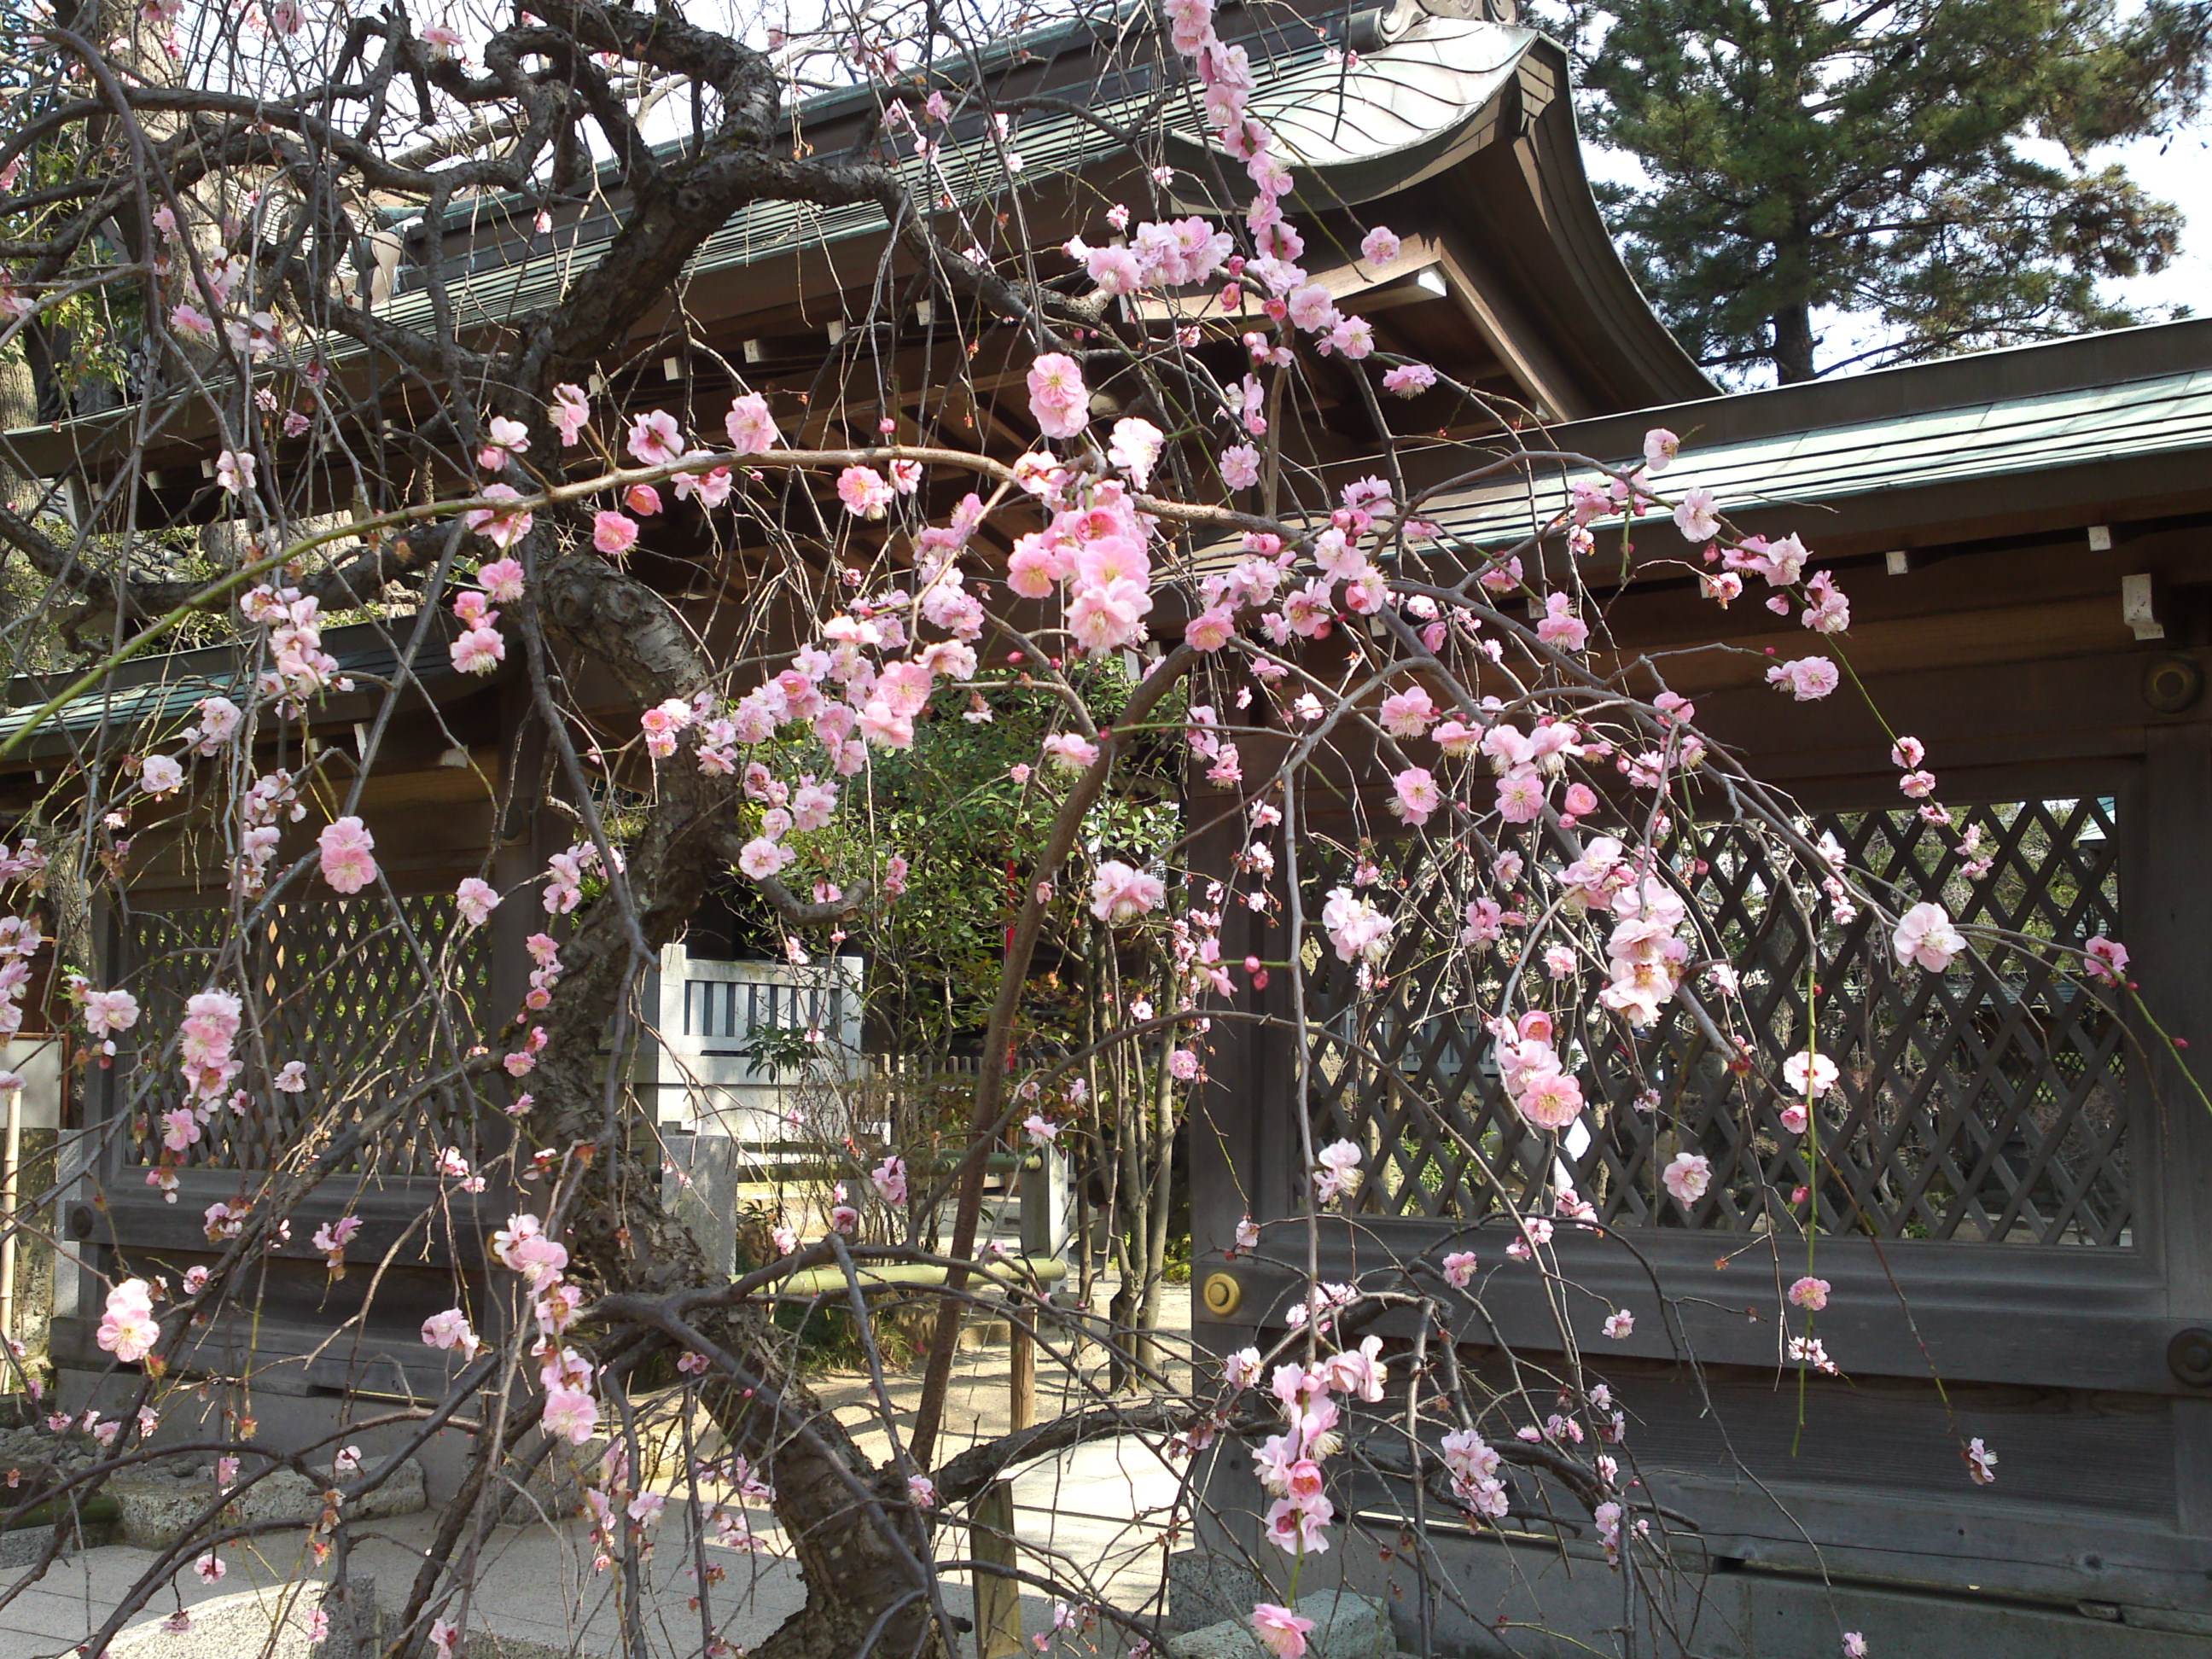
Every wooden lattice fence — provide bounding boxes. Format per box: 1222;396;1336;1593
109;894;493;1179
1302;794;2131;1246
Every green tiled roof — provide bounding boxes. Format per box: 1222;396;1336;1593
1427;360;2212;546
0;620;472;760
372;18;1537;341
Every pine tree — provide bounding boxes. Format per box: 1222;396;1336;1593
1552;0;2212;382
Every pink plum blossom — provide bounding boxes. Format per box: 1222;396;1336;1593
477;415;529;470
1390;767;1441;825
422;1308;479;1353
317;816;378;894
1025;352;1089;439
1312;1138;1361;1204
1782;1051;1838;1097
550;383;590;444
81;987;140;1036
539;1388;602;1441
592;510;639;555
1042;733;1100;771
1250;1604;1315;1659
1378;685;1435;736
725;392;779;452
871;1155;908;1206
1319;887;1393;964
1964;1437;1998;1485
837;466;893;518
1108;417;1165;488
456;877;499;927
1515;1069;1584;1130
1893;902;1965;972
1090;859;1164;924
451;626;504;674
478;558;527;603
96;1279;160;1364
1766;656;1839;701
464;484;533;549
1662;1151;1711;1208
1673;486;1720;542
626;410;684;466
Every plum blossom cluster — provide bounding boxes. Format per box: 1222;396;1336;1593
448;558;525;675
1439;1424;1509;1521
240;585;350;713
0;920;58;1046
1004;457;1161;654
463;1213;598;1447
1493;1010;1583;1131
139;988;247;1200
542;839;618;914
1232;1334;1388;1560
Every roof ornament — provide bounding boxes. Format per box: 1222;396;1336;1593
1377;0;1517;40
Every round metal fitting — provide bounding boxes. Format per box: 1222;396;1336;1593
2169;1328;2212;1388
2144;655;2203;714
1201;1272;1243;1318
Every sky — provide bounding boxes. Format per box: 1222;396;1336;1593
2100;125;2212;317
1576;106;2212;386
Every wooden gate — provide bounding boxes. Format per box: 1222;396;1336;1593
1190;760;2212;1644
55;893;504;1398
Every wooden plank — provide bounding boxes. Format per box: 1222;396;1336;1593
1214;1229;2180;1393
1639;1470;2212;1611
969;1480;1023;1659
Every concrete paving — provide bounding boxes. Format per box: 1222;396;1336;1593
0;1284;1196;1659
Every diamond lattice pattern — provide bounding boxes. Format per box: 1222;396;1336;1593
1301;797;2129;1245
116;894;492;1176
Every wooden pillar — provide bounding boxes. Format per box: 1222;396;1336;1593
969;1479;1023;1659
2139;727;2212;1536
1184;795;1287;1281
1008;1295;1034;1431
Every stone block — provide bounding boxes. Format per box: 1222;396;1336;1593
114;1456;425;1550
0;1519;78;1568
1167;1591;1394;1659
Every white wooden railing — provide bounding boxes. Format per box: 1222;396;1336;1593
637;945;864;1136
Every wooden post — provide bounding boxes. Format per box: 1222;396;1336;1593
1008;1295;1035;1431
969;1478;1022;1659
